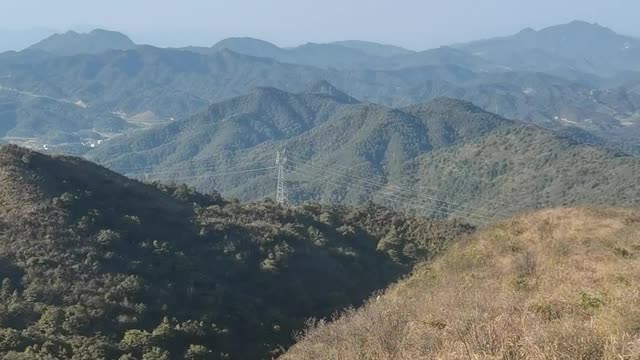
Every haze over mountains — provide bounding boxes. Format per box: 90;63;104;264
458;20;640;75
1;20;640;158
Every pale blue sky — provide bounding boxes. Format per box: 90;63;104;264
1;0;638;49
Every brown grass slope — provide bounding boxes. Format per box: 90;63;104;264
282;207;640;359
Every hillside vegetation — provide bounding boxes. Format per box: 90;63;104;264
0;145;472;359
283;207;640;359
88;89;640;222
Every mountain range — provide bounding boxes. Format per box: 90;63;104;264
1;18;640;360
1;45;639;154
87;85;640;222
188;21;640;74
0;20;638;203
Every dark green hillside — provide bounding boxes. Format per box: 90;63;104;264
405;126;640;215
0;92;129;139
87;83;359;172
0;47;329;120
89;91;640;223
276;99;640;216
0;145;471;359
87;88;510;208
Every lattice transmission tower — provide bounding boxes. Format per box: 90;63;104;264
275;150;288;206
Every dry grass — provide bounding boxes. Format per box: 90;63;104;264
281;207;640;360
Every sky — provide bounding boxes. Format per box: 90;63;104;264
1;0;639;50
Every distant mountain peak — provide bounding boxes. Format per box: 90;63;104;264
28;28;135;55
567;19;600;27
211;37;282;58
212;37;279;48
518;27;536;35
330;40;414;57
89;28;124;36
461;20;638;75
544;20;617;35
304;80;359;103
250;85;289;97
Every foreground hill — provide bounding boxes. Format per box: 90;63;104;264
283;207;640;359
0;145;471;359
88;88;640;222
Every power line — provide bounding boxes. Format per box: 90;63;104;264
111;157;274;175
286;166;490;224
285;165;493;223
285;152;513;207
285;158;500;219
124;161;274;178
135;166;278;182
372;195;489;225
285;157;504;218
114;149;496;223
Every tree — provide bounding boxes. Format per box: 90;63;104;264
120;329;152;352
185;344;214;360
142;347;170;360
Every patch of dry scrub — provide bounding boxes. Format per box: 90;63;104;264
282;207;640;359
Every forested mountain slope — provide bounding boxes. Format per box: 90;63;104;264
0;144;471;359
88;89;640;223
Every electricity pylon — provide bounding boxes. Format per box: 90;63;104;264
276;151;288;206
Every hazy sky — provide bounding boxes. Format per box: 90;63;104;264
2;0;639;49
